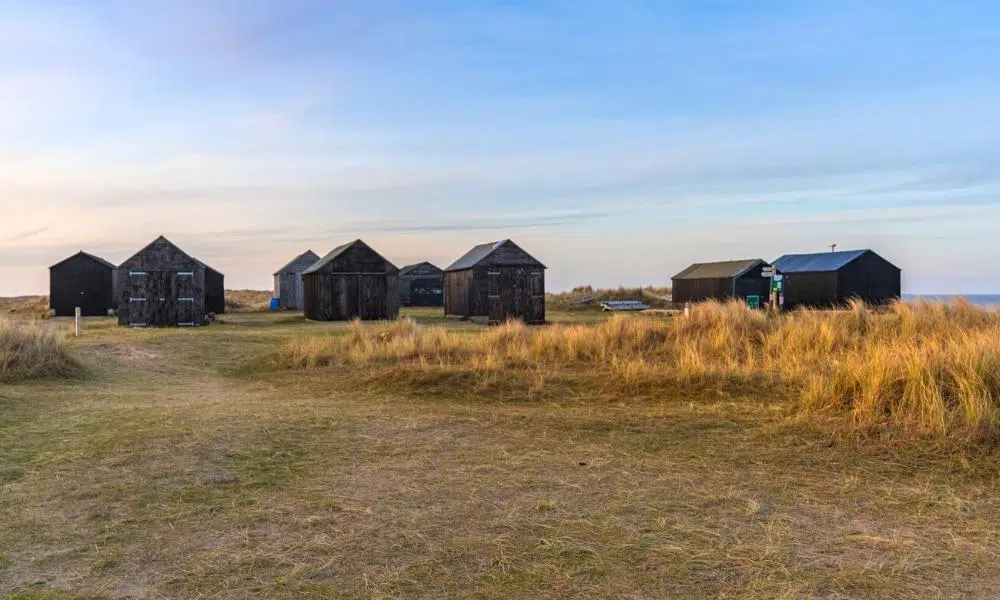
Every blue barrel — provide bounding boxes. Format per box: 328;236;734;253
269;297;280;311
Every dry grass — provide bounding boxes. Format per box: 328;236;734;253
224;289;272;312
0;318;79;382
269;300;1000;444
0;295;49;317
2;309;1000;598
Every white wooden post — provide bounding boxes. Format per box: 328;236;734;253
684;302;691;317
74;307;81;337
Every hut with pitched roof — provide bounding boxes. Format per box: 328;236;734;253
443;240;546;325
116;236;224;326
671;259;771;304
273;250;320;310
49;251;117;316
301;240;399;321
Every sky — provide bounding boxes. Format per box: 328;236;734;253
1;0;999;295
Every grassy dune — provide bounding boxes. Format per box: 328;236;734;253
269;300;1000;444
2;306;1000;598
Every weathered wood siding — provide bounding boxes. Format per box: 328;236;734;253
445;266;544;324
443;269;474;316
303;273;399;320
486;266;544;325
276;272;307;310
49;254;116;316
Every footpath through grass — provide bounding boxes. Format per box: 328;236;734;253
1;309;999;599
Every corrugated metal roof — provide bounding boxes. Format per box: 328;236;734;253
273;250;320;276
772;249;870;273
50;251;117;270
672;259;766;280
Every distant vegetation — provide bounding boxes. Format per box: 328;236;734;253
0;318;80;382
268;299;1000;444
224;289;272;312
546;285;672;311
0;295;48;317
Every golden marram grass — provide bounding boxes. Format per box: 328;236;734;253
269;299;1000;443
0;318;79;382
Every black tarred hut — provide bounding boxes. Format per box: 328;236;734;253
301;239;399;321
49;251;117;317
443;239;546;325
116;236;224;327
398;262;444;307
772;249;901;309
671;259;771;304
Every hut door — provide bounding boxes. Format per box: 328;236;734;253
127;271;149;326
176;271;195;326
146;272;175;326
487;271;502;325
529;271;545;324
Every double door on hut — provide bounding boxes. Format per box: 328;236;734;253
126;271;199;327
486;267;545;325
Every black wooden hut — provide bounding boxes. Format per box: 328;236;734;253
116;236;220;327
301;239;399;321
772;249;901;310
443;239;546;325
398;262;444;307
671;259;771;304
273;250;320;310
49;251;117;316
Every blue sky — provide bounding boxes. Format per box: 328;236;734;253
2;0;999;294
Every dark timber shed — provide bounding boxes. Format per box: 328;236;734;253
301;239;399;321
772;249;901;310
398;262;444;307
273;250;320;310
49;251;117;316
201;262;226;316
116;236;221;327
671;259;771;304
443;239;546;325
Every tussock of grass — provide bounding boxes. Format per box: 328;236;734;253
269;300;1000;443
0;319;80;382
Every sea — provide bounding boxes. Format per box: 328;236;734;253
904;294;1000;308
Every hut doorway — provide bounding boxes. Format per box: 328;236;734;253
126;271;198;327
487;267;544;325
